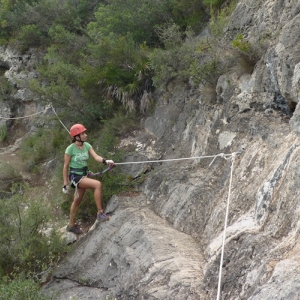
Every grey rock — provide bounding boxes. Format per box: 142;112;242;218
44;195;205;300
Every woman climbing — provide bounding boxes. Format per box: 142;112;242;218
63;123;114;234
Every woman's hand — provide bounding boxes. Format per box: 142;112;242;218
62;185;69;194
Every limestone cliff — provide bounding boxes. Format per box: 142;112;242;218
3;0;300;299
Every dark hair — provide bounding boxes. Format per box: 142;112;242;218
72;135;79;143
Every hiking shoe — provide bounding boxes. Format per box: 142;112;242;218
66;225;82;235
97;212;109;222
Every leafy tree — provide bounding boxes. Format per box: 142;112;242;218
149;24;196;91
0;0;100;45
202;0;228;9
83;33;153;113
166;0;207;30
12;24;45;52
88;0;167;45
89;0;207;46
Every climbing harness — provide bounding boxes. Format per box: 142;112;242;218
216;153;236;300
70;174;86;198
65;165;114;197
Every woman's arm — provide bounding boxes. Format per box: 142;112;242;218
63;153;71;186
89;147;105;163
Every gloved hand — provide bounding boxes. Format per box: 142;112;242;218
106;159;114;165
62;185;69;194
102;159;115;167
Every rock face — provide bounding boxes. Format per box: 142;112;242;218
5;0;300;299
44;195;204;299
0;46;47;134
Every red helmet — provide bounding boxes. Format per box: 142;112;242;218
70;124;87;137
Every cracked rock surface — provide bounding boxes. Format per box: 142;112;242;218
44;195;205;300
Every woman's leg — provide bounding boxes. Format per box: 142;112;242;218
78;177;104;213
69;187;86;227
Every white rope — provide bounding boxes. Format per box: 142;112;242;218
114;153;234;165
244;0;258;9
115;151;239;300
0;105;50;120
49;104;70;133
208;153;232;167
216;152;236;300
0;103;70;134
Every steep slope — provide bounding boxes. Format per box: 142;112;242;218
44;195;205;299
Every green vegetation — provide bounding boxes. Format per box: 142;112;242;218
0;74;13;102
0;0;243;116
88;0;207;45
0;123;7;141
0;274;54;300
230;33;261;75
0;163;23;190
0;0;247;296
0;183;67;299
20;128;67;172
149;24;196;91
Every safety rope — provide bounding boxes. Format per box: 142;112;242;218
0;103;71;134
244;0;258;9
114;152;238;300
116;151;238;300
0;105;51;120
50;104;70;133
113;153;235;166
216;152;236;300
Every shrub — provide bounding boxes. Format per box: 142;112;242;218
167;0;207;31
209;0;237;37
231;33;260;74
203;0;228;9
0;163;23;191
149;24;196;91
89;0;207;46
0;184;68;278
48;24;88;63
20;128;67;171
0;274;54;300
0;75;13;101
0;123;7;142
232;33;253;55
187;0;238;93
81;33;153;114
189;57;222;88
14;24;45;53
